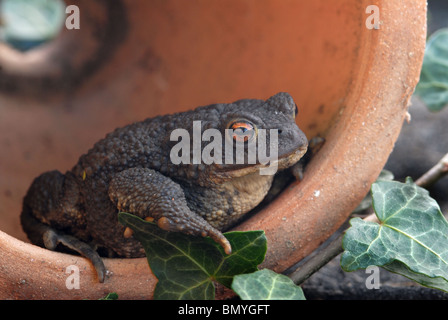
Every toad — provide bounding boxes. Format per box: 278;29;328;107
21;92;308;282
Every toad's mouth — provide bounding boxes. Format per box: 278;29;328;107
213;144;308;179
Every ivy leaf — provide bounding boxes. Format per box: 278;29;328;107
99;292;119;300
341;178;448;292
415;28;448;112
352;169;394;213
118;212;267;300
232;269;306;300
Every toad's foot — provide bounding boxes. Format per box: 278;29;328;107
21;207;106;282
109;168;232;255
43;229;107;283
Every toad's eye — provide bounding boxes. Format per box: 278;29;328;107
294;104;299;118
228;121;256;143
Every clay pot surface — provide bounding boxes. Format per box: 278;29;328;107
0;0;426;299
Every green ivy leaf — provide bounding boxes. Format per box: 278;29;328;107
118;212;267;300
353;169;394;213
232;269;306;300
415;28;448;112
99;292;119;300
341;178;448;292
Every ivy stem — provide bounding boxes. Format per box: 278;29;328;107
286;232;345;285
287;153;447;286
415;152;448;188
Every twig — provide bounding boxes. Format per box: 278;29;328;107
287;213;378;285
287;232;344;285
415;152;448;188
287;153;448;286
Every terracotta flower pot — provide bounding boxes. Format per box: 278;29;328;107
0;0;426;299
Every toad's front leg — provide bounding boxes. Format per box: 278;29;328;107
108;168;232;255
